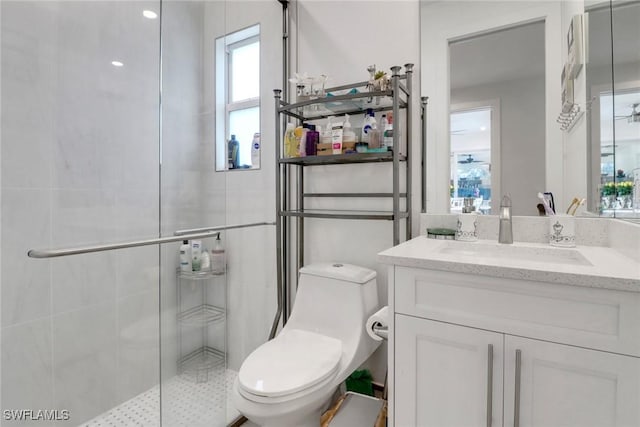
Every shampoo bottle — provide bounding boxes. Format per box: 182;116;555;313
228;135;240;169
191;240;202;271
211;235;226;275
179;240;192;272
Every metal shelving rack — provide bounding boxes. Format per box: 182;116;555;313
274;63;414;322
176;269;226;383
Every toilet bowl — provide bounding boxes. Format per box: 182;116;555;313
232;263;380;427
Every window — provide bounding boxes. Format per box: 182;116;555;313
216;25;260;171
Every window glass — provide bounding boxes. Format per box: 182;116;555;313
230;40;260;102
229;107;259;168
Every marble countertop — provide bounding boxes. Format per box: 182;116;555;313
378;237;640;292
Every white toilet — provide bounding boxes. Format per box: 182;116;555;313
232;263;381;427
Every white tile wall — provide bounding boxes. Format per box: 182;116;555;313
52;303;119;424
1;318;53;427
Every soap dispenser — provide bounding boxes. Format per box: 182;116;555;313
455;197;478;242
343;115;356;144
211;234;226;275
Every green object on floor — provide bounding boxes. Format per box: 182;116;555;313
345;369;374;396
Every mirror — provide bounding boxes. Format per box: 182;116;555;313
449;22;545;215
586;1;640;219
420;0;640;219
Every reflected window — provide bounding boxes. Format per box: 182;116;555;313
450;108;494;214
216;25;260;171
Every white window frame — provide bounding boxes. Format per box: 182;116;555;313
215;24;260;171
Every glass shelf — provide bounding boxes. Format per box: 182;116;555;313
177;304;225;327
279;151;406;166
280;209;410;220
278;89;407;121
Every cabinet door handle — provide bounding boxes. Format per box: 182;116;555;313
514;349;522;427
486;344;493;427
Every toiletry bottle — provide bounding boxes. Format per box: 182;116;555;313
228;134;240;169
200;247;211;271
284;123;296;158
191;240;202;272
380;114;388;134
321;116;334;145
179;240;192;272
251;132;260;168
383;112;393;150
342;115;357;145
361;109;377;144
361;110;371;143
211;235;226;274
306;125;319;156
331;122;344;155
298;126;309;157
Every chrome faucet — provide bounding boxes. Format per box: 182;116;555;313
498;195;513;244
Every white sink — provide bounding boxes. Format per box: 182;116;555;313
438;241;593;266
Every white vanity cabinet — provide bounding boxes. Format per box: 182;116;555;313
388;266;640;427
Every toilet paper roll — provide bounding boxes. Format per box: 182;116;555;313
366;306;389;342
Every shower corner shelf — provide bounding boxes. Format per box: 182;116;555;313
178;347;226;384
177;304;225;327
176;268;225;280
176;268;226;383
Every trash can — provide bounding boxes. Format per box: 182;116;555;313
322;392;385;427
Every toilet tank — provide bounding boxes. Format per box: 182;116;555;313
285;263;379;343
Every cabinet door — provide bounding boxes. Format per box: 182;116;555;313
395;314;503;427
504;336;640;427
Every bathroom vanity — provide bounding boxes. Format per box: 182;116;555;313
378;237;640;427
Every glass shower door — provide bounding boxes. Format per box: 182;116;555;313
1;1;163;426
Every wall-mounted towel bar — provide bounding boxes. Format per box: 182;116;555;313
27;221;275;259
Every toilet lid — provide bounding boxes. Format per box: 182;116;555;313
238;329;342;398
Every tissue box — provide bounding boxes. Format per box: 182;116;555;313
317;143;333;156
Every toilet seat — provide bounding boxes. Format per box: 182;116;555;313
238;329;342;401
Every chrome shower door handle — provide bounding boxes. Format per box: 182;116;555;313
486;344;494;427
513;349;522;427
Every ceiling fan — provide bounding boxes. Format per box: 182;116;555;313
457;154;483;164
615;103;640;123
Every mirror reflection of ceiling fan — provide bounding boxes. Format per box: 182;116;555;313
458;154;483;164
615;103;640;123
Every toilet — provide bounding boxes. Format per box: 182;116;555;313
232;263;381;427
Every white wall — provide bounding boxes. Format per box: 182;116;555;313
452;76;546;215
1;1;161;424
293;0;421;382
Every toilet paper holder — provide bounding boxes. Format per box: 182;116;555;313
372;323;388;340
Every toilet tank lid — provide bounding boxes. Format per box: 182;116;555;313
299;263;376;284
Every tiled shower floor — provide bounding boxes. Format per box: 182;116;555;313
82;369;241;427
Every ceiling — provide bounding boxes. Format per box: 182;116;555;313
450;109;491;153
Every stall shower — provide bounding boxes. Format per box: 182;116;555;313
0;1;278;426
